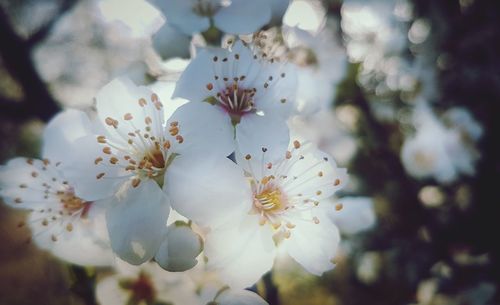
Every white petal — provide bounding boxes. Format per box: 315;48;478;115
30;202;115;266
42;109;93;163
95;77;163;141
62;135;126;201
218;289;269;305
172;49;217;103
152;23;192;60
236;114;290;164
152;0;210;34
284;212;340;275
167;101;235;157
165;153;250;226
147;81;189;119
253;62;297;118
155;222;202;272
214;0;271;34
205;214;276;289
329;197;376;235
106;179;170;265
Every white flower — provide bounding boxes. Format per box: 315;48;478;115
174;40;297;153
401;102;482;183
62;77;233;264
0;110;114;266
96;259;269;305
166;136;347;288
155;221;203;272
328;196;376;235
151;0;272;35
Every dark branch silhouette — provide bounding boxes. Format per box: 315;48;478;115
0;5;64;122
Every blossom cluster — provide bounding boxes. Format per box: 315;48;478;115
0;1;360;304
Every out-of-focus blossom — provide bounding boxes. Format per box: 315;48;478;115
167;135;347;288
443;107;483;142
341;0;412;97
96;259;269;305
281;24;346;114
328;196;376;235
288;111;357;166
96;260;200;305
151;0;272;35
0;110;115;266
174;40;297;152
341;0;409;63
356;251;382;284
98;0;165;38
401;102;482;184
33;1;152;108
283;0;326;34
62;78;233;264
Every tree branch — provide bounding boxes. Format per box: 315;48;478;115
26;0;79;48
0;5;61;122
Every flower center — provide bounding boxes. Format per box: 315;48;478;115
94;91;184;191
254;188;285;213
413;150;436;170
214;82;256;124
58;190;91;217
120;272;156;305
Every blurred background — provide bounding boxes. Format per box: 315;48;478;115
0;0;499;304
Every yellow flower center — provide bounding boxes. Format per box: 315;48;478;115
254;188;284;213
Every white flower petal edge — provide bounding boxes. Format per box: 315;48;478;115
0;157;114;266
165;154;251;227
214;0;271;35
165;101;234;157
42;109;94;164
283;207;340;275
236;113;290;164
29;203;114;267
155;222;203;272
204;213;276;289
217;288;269;305
106;179;170;265
328;196;377;235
